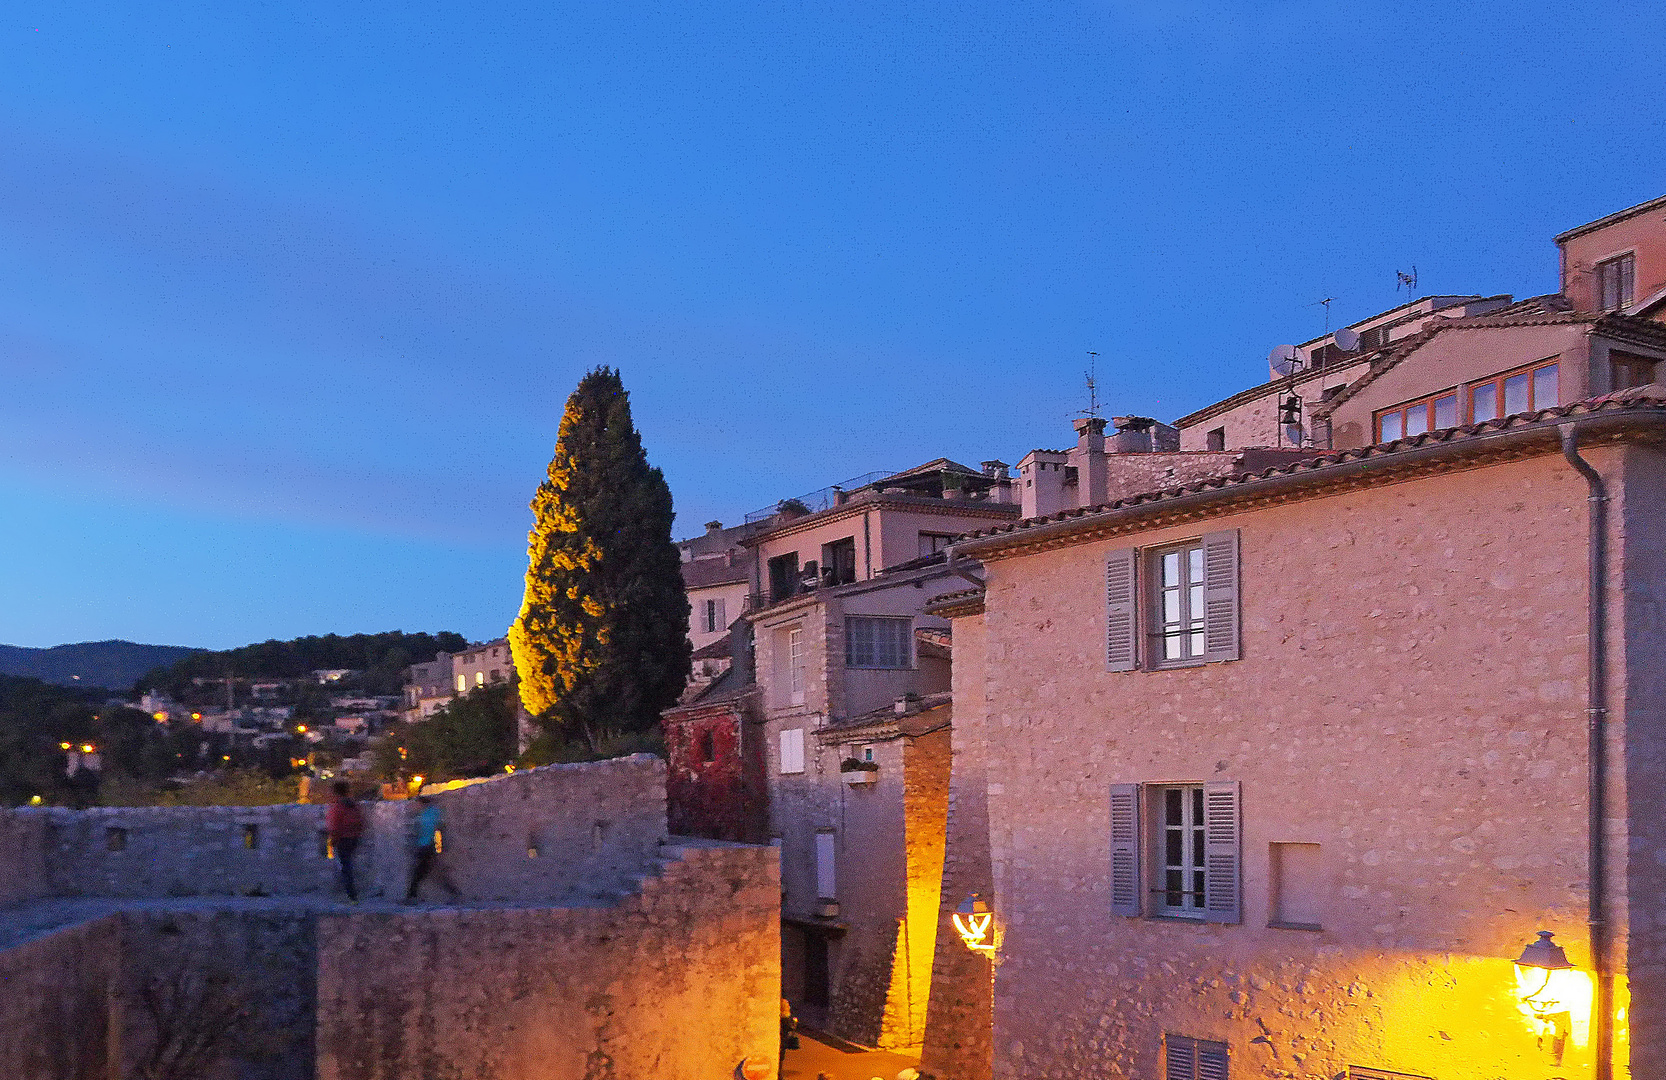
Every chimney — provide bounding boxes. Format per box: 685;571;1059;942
981;460;1009;480
1069;418;1109;508
704;520;724;536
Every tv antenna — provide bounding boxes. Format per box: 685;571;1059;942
1397;266;1418;295
1309;296;1337;333
1081;351;1102;419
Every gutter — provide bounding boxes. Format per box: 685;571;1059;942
956;408;1666;561
1559;422;1612;1080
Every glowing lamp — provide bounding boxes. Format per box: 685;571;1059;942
953;894;996;955
155;712;170;722
737;1057;772;1080
296;724;308;733
80;744;95;754
1514;930;1589;1063
59;742;72;751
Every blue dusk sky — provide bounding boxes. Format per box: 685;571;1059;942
1;1;1661;650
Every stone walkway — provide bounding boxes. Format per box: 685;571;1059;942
781;1029;923;1080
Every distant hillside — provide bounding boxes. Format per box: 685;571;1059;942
0;640;205;691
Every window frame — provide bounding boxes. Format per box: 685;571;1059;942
1147;541;1210;668
1110;780;1241;924
1373;357;1560;441
1597;251;1636;311
918;532;957;558
1610;350;1659;392
1152;784;1208;919
1164;1033;1229;1080
844;615;913;670
1107;531;1239;673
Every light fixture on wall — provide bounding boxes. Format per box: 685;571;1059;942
953;894;996;955
1514;930;1585;1064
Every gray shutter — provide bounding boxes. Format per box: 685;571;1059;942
1164;1035;1196;1080
1109;783;1142;916
1105;548;1139;672
1197;1040;1229;1080
1202;780;1242;924
1201;529;1240;662
713;598;726;631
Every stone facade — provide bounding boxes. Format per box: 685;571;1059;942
946;409;1666;1079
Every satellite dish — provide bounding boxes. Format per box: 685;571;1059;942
1267;344;1302;379
1333;326;1361;352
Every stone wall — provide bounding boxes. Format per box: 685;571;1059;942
0;914;120;1080
316;840;781;1080
922;613;995;1080
975;451;1611;1079
0;805;49;906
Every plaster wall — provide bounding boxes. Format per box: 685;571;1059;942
1327;323;1590;449
688;579;751;653
315;840;781;1080
976;451;1614;1079
922;613;996;1080
1175;358;1371;453
1561;209;1666;315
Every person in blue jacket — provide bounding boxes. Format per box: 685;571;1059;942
404;795;459;903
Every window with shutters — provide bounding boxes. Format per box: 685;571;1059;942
702;598;727;634
1164;1033;1228;1080
1109;781;1241;923
1598;252;1635;311
779;728;805;774
1111;531;1239;671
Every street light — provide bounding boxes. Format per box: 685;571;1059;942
1514;930;1585;1064
952;894;996;955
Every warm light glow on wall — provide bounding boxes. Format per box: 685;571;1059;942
1515;962;1594;1051
953;894;996;955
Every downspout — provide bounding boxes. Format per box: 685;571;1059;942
1559;422;1611;1080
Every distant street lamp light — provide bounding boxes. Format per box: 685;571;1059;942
953;894;996;955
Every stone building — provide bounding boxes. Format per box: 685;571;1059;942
924;388;1666;1080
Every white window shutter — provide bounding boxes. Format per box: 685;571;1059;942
1201;529;1240;662
1202;780;1242;924
815;831;836;900
1109;783;1142;916
1105;548;1139;672
780;728;805;774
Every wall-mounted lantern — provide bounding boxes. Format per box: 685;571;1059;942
1514;930;1586;1064
953;894;996;956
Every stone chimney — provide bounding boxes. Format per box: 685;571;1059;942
1069;417;1109;508
704;520;724;536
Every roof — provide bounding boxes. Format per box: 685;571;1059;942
955;391;1666;560
690;636;732;661
817;691;952;740
1315;310;1666;417
682;558;748;590
1555;193;1666;244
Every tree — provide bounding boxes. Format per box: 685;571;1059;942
510;368;690;756
372;684;519;782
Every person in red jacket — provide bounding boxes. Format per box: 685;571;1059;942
325;781;365;903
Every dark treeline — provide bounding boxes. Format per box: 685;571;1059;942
136;631;469;697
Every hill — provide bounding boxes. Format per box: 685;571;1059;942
137;630;470;698
0;640;204;691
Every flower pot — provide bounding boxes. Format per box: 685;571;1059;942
842;770;877;785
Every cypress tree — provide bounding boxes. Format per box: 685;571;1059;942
509;368;690;756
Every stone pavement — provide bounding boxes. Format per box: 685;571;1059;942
782;1029;924;1080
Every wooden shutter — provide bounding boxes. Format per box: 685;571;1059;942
1109;783;1142;916
1202;780;1242;924
1196;1039;1228;1080
780;728;804;774
815;831;837;900
1105;548;1139;672
713;598;726;631
1164;1035;1196;1080
1201;530;1240;662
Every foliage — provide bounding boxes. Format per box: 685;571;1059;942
839;757;880;772
0;640;202;691
522;723;664;767
509;368;690;753
101;769;301;807
0;677;196;806
136;630;468;697
370;683;519;783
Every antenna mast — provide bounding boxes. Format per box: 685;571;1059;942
1397;266;1418;296
1083;351;1101;419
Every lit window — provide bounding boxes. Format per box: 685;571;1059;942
455;674;466;692
845;616;912;669
474;671;484;687
1597;252;1635;311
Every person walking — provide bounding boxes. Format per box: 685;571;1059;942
404;795;459;903
324;780;364;903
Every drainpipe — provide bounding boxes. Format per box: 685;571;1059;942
1559;422;1611;1080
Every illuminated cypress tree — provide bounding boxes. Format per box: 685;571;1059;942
509;368;690;755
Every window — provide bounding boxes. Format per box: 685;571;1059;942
918;532;956;558
1612;351;1658;391
768;552;800;602
1164;1034;1228;1080
474;670;484;687
702;597;727;634
455;674;466;692
1105;532;1240;672
1375;359;1560;439
1206;427;1225;452
1598;252;1635;311
779;727;805;774
822;537;858;585
845;616;912;669
1269;842;1323;929
789;627;805;705
1109;781;1241;922
698;728;716;763
861;745;875;764
815;830;837;901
